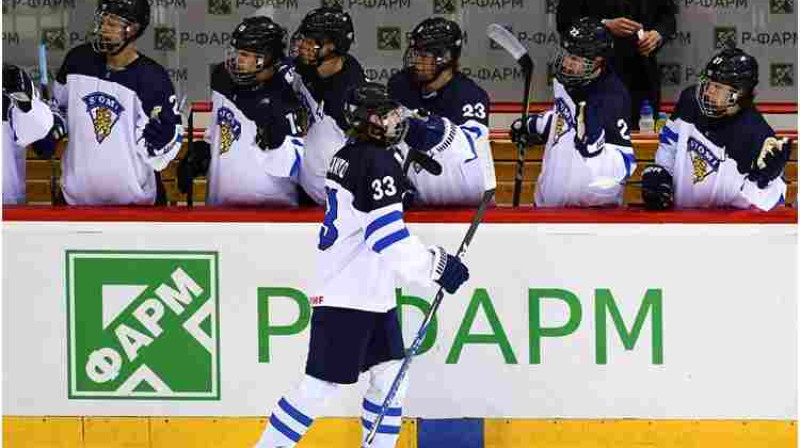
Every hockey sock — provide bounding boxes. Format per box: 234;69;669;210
254;374;341;448
361;360;408;448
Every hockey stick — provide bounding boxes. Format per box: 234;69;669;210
37;42;60;205
364;186;495;448
487;24;534;207
186;103;194;207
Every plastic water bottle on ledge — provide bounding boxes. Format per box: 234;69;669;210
639;101;655;134
655;111;667;135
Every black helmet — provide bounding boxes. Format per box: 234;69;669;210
91;0;150;54
696;47;759;117
702;47;759;92
226;16;287;85
292;6;354;62
554;17;613;88
344;82;406;145
404;17;463;82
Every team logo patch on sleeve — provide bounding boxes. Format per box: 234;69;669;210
216;107;242;154
553;98;575;144
83;92;124;144
687;137;724;184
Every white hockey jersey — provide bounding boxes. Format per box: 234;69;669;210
294;55;364;205
534;75;636;207
309;140;436;313
53;44;183;205
388;71;495;206
205;64;304;207
2;94;53;204
656;86;786;211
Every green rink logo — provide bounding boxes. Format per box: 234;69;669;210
66;251;220;400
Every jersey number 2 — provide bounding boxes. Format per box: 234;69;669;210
318;187;339;250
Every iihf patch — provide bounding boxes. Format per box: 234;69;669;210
82;92;124;144
687;136;724;184
216;107;242;154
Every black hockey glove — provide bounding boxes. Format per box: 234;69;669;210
142;107;180;157
177;140;211;194
641;164;674;210
510;115;547;147
3;64;34;113
431;246;470;294
748;137;791;189
30;107;67;159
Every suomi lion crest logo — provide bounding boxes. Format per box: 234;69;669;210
687;137;724;184
82;92;124;144
217;107;242;154
553;97;576;144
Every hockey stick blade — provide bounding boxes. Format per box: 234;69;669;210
487;24;534;207
364;188;495;447
407;147;442;176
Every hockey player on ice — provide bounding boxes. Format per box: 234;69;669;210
2;64;56;205
253;83;470;448
388;17;496;207
178;16;305;207
53;0;183;205
288;6;365;205
510;17;637;207
641;47;789;211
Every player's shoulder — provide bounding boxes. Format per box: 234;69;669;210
341;54;366;86
736;106;775;139
330;141;399;182
58;43;102;80
387;69;417;106
388;69;412;92
596;70;631;111
450;72;489;104
62;43;98;67
673;85;701;120
130;53;172;82
210;63;234;94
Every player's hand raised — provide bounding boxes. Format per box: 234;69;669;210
748;137;791;189
3;64;34;113
142;107;179;157
603;17;642;38
431;246;469;294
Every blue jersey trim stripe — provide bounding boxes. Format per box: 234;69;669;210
660;126;678;144
373;228;410;253
365;211;403;240
278;398;313;428
290;148;301;178
269;414;302;442
363;398;402;416
361;418;401;435
460;127;479;164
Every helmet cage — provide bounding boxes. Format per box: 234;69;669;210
91;10;136;55
224;46;271;86
552;46;603;88
696;76;742;118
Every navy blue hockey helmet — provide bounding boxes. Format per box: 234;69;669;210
91;0;150;55
404;17;463;82
344;82;407;145
696;47;759;117
554;17;613;88
291;7;354;66
226;16;287;86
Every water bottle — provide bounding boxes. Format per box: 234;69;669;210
655;111;667;135
639;101;655;134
